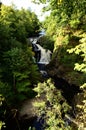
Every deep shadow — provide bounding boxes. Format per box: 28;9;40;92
52;76;82;105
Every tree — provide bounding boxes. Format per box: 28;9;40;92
0;4;41;104
33;0;86;129
1;4;40;41
67;34;86;129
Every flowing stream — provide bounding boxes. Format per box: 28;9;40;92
18;35;80;130
1;31;81;130
19;36;52;130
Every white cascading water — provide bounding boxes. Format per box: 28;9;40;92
30;37;52;65
36;44;52;65
29;37;52;76
30;37;52;77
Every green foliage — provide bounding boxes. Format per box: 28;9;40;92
0;46;40;103
0;95;4;106
33;79;72;130
37;35;54;51
67;33;86;129
0;4;41;129
0;121;5;130
0;95;5;130
0;4;41;104
0;1;86;129
28;126;35;130
42;15;57;39
1;5;40;38
67;34;86;73
33;0;86;129
69;46;86;130
36;0;86;41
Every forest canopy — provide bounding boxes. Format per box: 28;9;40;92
0;4;41;104
33;0;86;129
0;0;86;130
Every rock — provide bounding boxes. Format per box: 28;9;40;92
19;97;45;120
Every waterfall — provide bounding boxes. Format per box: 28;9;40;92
36;44;52;65
29;37;52;65
29;37;52;76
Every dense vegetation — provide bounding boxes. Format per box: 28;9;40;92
0;4;41;129
0;0;86;130
34;79;72;130
33;0;86;129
